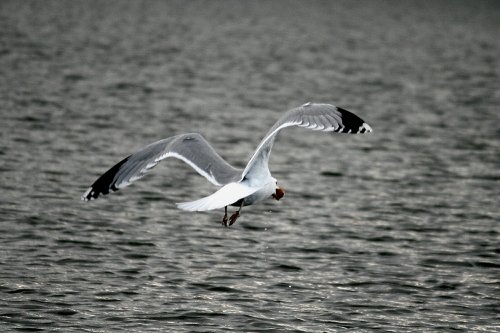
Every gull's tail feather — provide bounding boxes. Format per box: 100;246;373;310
176;182;259;212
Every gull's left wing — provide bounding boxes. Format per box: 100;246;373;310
82;133;242;201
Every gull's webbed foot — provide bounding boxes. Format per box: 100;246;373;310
222;206;228;227
222;201;243;227
228;211;240;226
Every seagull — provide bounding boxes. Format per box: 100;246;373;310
82;103;372;226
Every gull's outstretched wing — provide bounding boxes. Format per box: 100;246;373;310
242;103;372;180
176;182;259;212
82;133;242;201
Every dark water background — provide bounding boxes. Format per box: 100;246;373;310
1;1;499;331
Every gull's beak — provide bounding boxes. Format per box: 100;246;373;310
272;186;285;201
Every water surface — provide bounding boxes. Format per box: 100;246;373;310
1;1;499;331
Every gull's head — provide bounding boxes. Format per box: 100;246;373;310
272;179;285;201
273;186;285;200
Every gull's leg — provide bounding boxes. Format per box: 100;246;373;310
222;206;228;227
228;201;244;226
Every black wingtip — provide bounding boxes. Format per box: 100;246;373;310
336;107;372;134
81;184;119;201
81;156;130;201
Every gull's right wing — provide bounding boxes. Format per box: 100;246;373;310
241;103;372;181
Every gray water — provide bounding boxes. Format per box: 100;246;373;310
1;1;499;332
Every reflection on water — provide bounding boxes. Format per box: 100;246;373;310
1;0;499;331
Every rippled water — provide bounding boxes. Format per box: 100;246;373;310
1;0;499;331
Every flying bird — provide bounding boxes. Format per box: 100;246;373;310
82;103;372;226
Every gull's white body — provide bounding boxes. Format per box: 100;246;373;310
82;103;372;218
